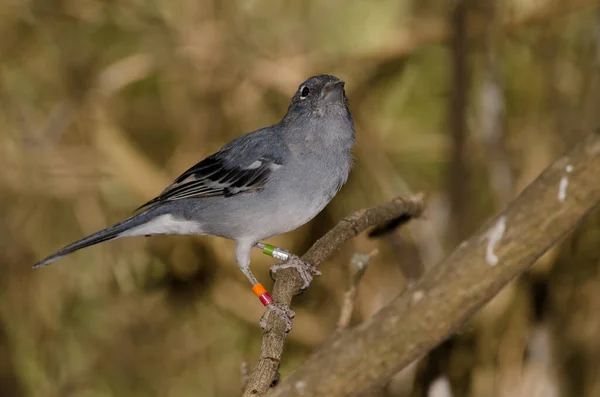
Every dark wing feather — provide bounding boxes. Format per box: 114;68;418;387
136;126;288;211
136;154;281;211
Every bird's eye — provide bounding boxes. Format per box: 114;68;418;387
300;86;310;98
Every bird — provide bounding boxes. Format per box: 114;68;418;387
34;74;355;314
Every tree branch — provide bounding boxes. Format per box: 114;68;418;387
336;250;376;333
242;194;426;396
265;131;600;397
447;0;471;245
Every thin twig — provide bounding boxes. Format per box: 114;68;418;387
242;194;425;397
336;249;377;333
240;361;249;393
478;0;514;206
447;0;471;246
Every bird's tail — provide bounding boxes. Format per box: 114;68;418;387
33;206;170;268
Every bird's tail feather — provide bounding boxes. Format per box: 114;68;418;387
33;207;166;268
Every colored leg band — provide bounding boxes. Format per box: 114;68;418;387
252;283;273;306
259;243;290;261
262;244;275;256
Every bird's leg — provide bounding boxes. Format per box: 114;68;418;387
238;262;274;307
254;242;321;290
236;241;294;331
236;242;272;304
242;268;294;332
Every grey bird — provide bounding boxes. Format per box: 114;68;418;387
34;74;354;309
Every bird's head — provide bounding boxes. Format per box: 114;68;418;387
283;74;351;123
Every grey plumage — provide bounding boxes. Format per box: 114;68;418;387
34;74;355;286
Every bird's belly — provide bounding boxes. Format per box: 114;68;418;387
262;195;330;236
251;165;346;238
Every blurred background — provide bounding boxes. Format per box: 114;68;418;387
1;0;600;396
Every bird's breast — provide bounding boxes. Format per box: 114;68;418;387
266;151;350;222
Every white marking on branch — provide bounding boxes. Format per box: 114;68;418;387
558;177;569;202
412;290;425;305
295;380;306;394
558;164;573;202
428;376;453;397
484;216;506;266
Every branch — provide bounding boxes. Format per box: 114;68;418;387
242;194;426;396
447;0;471;245
478;0;514;207
336;250;376;333
265;131;600;397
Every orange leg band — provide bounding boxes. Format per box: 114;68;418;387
252;283;273;306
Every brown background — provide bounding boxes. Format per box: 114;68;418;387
1;1;599;396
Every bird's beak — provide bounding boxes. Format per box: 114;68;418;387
323;81;346;104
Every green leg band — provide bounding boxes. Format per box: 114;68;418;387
263;244;275;257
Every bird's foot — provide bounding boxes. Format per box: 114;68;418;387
260;302;295;333
270;255;321;290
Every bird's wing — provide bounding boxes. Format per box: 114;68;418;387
137;128;286;210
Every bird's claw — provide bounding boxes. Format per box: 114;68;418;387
269;255;321;290
260;302;295;333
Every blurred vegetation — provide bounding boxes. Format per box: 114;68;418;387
1;0;600;396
